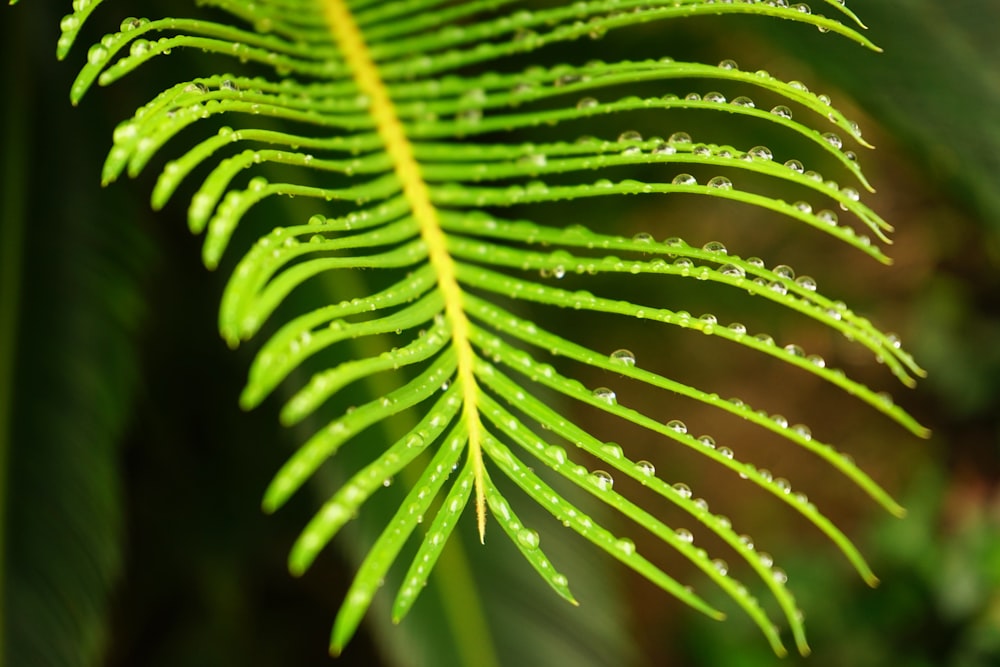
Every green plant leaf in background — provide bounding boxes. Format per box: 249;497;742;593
762;0;1000;237
47;0;930;660
1;6;152;665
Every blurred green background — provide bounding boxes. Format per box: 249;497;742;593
2;2;998;666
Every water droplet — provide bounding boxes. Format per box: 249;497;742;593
720;265;746;279
718;58;739;70
666;419;687;434
592;387;617;404
748;145;773;161
739;534;755;550
753;333;775;346
732;96;755;108
704;91;727;103
692;144;712;157
697;435;716;449
759;551;774;568
576;96;598;110
821;132;842;149
672;174;696;186
795;275;817;291
382;477;393;488
668;132;692;144
841;186;860;202
793;201;813;215
519;153;547;168
618;130;643;142
672;482;692;499
553;74;583;88
844;150;858;162
87;43;108;65
727;321;747;335
615;538;636;555
543;445;567;466
772;567;788;584
610;349;636;366
817;209;839;226
457;108;482;123
775;478;792;494
600;443;624;460
516;528;540;550
693;497;709;512
784;159;804;173
772;264;795;280
635;460;656;476
119;16;145;31
712;559;729;576
770;105;793;119
684;92;702;102
676;528;694;543
707;176;732;190
129;39;150;57
783;344;805;358
718;447;734;459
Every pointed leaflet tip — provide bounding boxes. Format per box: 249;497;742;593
477;485;487;544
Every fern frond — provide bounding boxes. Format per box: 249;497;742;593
62;0;928;656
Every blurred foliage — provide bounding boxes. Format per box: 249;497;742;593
2;1;999;666
679;465;1000;667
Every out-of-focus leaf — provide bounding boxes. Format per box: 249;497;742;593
767;0;1000;232
0;7;152;665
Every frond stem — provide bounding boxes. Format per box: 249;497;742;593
321;0;487;541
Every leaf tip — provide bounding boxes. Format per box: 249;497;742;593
238;387;259;411
329;618;355;657
261;487;285;515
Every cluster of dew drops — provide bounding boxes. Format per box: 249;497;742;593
584;347;801;585
586;345;819;500
562;51;868;222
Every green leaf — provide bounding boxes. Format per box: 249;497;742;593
1;8;151;663
763;0;1000;236
59;0;929;657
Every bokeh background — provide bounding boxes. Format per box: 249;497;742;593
2;2;998;666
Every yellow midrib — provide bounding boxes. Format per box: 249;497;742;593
322;0;487;540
